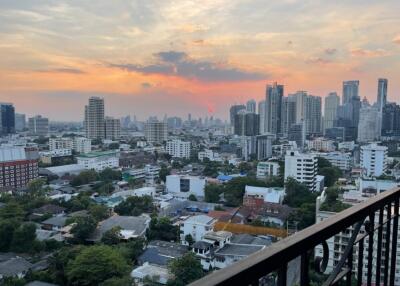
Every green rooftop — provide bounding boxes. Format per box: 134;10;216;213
77;150;118;158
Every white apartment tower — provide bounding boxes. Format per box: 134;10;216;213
284;150;318;191
84;97;105;139
360;143;387;177
357;106;381;143
166;140;191;159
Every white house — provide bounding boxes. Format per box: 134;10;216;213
76;150;119;171
180;215;216;245
166;175;206;199
244;186;285;204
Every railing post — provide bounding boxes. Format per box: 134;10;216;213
357;237;364;286
367;214;374;286
300;252;309;286
375;207;384;286
390;198;399;286
277;263;287;286
383;202;392;286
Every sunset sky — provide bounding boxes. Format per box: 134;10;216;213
0;0;399;121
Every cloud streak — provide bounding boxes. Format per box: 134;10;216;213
108;51;267;82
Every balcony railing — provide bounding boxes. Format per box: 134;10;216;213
190;187;400;286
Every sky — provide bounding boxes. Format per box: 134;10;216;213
0;0;399;121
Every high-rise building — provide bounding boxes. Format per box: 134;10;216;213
0;146;39;190
256;134;275;160
14;113;26;131
304;95;322;135
284;150;318;192
73;137;92;154
166;140;191;159
104;117;121;140
324;92;340;133
49;137;73;151
281;95;297;137
84;97;105;139
0;103;15;135
288;122;305;150
234;111;260;136
229;105;246;127
360;143;387;177
258;100;266;134
377;78;388;111
342;80;359;104
265;82;283;135
381;103;400;138
28;115;49;136
246;99;256;113
357;106;381;143
144;121;168;143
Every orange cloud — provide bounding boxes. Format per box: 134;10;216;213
350;48;389;57
393;35;400;44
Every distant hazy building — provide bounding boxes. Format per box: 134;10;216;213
28;115;49;136
84;97;105;139
229;105;246;127
73;137;92;154
258;100;266;135
324;92;340;133
234;111;260;136
166;140;191;159
49;137;73;151
265;82;283;135
360;143;387;177
382;103;400;138
377;78;388;111
246;99;256;113
14;113;26;131
357;106;381;143
256;134;275;160
284;150;317;192
0;103;15;135
144;121;168;143
343;80;359;104
257;161;280;179
104;117;121;140
281;95;297;137
288;122;305;150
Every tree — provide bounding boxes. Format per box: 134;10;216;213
101;226;122;245
99;168;122;182
71;216;97;243
27;178;46;196
283;178;316;208
89;204;109;222
70;170;99;186
11;222;37;253
108;143;120;150
100;276;133;286
114;195;154;216
0;220;18;251
204;184;223;203
184;234;194;246
147;217;179;242
48;245;84;285
224;177;267;207
317;157;332;169
188;194;197;201
0;202;25;221
319;166;342;187
117;237;146;262
67;245;129;286
159;165;170;182
167;252;203;285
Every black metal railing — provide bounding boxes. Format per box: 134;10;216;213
190;187;400;286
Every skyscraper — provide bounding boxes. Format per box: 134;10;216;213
230;104;246;127
381;103;400;138
234;110;260;136
342;80;359;104
324;92;340;133
15;113;26;131
357;106;381;143
246;99;256;113
28;115;49;136
84;97;105;139
144;121;168;143
0;103;15;135
104;117;121;140
377;78;388;111
265;82;283;135
281;95;297;136
258;100;266;134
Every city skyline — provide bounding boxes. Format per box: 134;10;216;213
0;1;399;120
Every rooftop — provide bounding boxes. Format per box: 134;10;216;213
215;244;264;256
77;150;118;158
185;215;215;226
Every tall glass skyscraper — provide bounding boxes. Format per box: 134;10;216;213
0;103;15;135
377;78;388;111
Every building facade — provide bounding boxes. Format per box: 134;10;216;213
84;97;105;139
144;121;168;144
360;143;387;177
28;115;49;136
166;140;191;159
284;150;318;191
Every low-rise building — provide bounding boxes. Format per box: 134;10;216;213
166;140;191;159
256;161;280;179
76;150;119;171
306;138;335;152
180;215;216;245
198;149;222;162
166;175;206;199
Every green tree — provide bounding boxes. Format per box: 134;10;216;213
89;204;109;222
188;194;197;201
283;178;317;208
204;184;223;203
101;226;122;245
27;178;47;196
117;237;146;262
147;217;179;242
319;166;342;187
99;168;122;182
224;177;267;207
184;234;194;246
71;216;97;243
0;220;18;251
317;157;332;169
167;252;203;285
108;143;120;150
114;195;154;216
159;165;170;182
11;222;37;253
67;245;129;286
70;170;99;186
0;202;25;220
100;276;133;286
